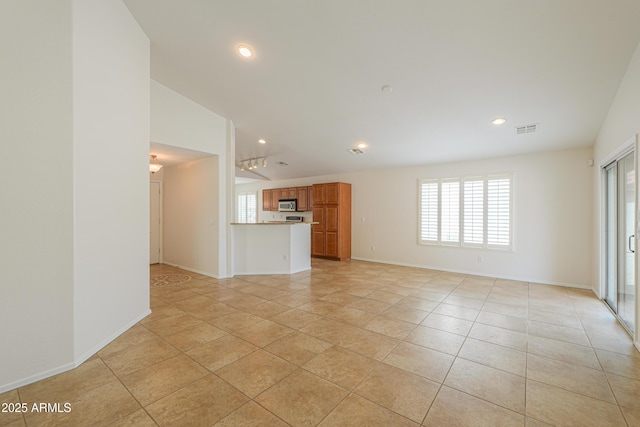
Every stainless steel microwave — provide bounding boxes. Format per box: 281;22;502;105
278;199;297;212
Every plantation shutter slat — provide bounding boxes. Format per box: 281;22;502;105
420;181;438;242
247;192;257;223
237;192;258;224
440;180;460;243
487;177;511;247
463;179;484;245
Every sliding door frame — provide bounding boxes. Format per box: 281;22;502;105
599;134;639;349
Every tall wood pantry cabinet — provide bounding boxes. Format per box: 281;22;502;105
311;182;351;260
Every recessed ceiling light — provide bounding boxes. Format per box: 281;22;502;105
237;45;254;58
491;117;507;125
258;139;266;144
357;142;367;149
381;85;393;93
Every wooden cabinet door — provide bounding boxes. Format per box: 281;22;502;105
312;205;325;256
271;190;280;209
296;187;308;211
278;188;289;201
325;183;339;204
289;188;296;198
262;189;271;211
326;206;339;232
308;186;313;210
312;230;326;256
312;207;325;230
313;184;325;205
325;232;338;258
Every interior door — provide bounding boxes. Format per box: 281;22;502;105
605;151;635;333
150;181;161;264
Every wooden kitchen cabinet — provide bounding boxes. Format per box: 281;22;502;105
313;184;325;205
262;186;314;211
296;187;309;211
262;189;272;211
271;189;280;210
325;183;340;204
311;182;351;260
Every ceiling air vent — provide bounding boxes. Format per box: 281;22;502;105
516;124;537;134
275;161;288;167
347;148;364;155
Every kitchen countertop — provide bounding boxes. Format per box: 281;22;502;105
231;222;319;225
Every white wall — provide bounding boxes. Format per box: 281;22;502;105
72;0;151;362
238;147;594;287
0;0;151;393
163;158;219;276
151;81;227;155
0;0;75;391
593;40;640;297
594;40;640;163
151;81;234;277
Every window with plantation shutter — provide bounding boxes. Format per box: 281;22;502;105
419;181;438;242
237;191;257;223
440;180;460;243
463;178;484;246
487;176;511;247
419;174;512;250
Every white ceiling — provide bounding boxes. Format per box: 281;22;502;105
126;0;640;181
150;142;212;167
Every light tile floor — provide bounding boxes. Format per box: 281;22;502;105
3;259;640;426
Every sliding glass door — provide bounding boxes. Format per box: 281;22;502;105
604;150;636;333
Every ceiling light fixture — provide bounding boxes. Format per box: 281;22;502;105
491;117;507;125
237;44;254;58
357;142;368;149
258;139;266;144
237;157;268;171
149;155;163;174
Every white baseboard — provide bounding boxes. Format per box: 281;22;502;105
350;257;591;290
162;261;230;279
234;267;311;276
0;362;76;394
0;309;151;394
74;309;151;366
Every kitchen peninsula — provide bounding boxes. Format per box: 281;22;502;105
231;222;313;275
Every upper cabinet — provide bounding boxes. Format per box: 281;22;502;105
296;187;309;211
261;186;314;211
